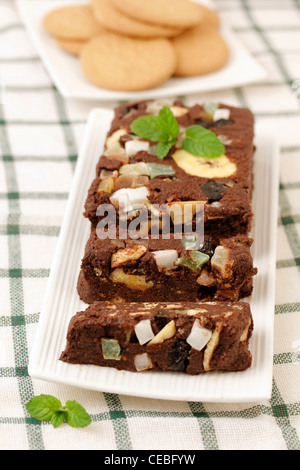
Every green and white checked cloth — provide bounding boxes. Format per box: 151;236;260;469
0;0;300;450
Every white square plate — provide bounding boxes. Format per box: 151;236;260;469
28;107;279;402
16;0;267;101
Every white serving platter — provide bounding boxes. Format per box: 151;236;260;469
16;0;267;101
28;107;279;402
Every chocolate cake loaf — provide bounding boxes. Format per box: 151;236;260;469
84;99;255;242
60;301;253;374
77;230;257;304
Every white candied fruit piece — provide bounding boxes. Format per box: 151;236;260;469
134;319;155;345
213;108;230;121
186;319;212;351
110;186;149;212
152;250;179;270
134;353;153;371
148;320;176;345
125;139;150;157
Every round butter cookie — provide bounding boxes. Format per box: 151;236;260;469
111;0;203;29
56;38;86;56
80;32;177;91
91;0;182;38
199;5;220;29
172;26;229;77
43;5;104;40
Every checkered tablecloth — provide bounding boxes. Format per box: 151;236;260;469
0;0;299;451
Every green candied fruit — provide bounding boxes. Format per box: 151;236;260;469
175;250;210;274
146;163;175;179
101;338;121;360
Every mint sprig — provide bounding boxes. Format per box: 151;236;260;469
182;125;225;158
131;106;179;159
130;106;225;160
26;394;91;429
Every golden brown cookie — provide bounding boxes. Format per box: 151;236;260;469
172;26;229;77
111;0;203;29
198;5;220;29
91;0;182;38
55;37;86;56
80;32;177;91
43;5;104;40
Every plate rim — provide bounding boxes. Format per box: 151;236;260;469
28;107;279;403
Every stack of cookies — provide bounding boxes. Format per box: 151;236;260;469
43;0;229;91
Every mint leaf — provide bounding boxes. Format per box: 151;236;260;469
26;395;91;428
26;394;62;421
131;106;178;159
182;125;225;158
64;401;91;428
157;106;179;140
156;141;174;159
130;115;162;142
51;411;65;428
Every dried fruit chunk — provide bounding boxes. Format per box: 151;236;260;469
172;149;237;178
211;246;233;278
170;105;189;117
115;174;149;190
111;245;147;268
148;320;176;345
101;338;121;360
110;268;154;291
213;108;230;122
106;128;127;148
134;353;153;371
152;249;179;271
176;250;209;273
119;162;149;176
103;141;128;162
203;324;222;371
125;139;150;156
168;339;191;371
201;180;226;202
97;177;115;194
146;162;175;179
167;200;205;225
197;236;217;257
134;319;155;345
110;186;149;212
186;319;212;351
196;269;216;286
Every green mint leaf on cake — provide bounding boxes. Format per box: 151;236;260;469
156;105;179;141
130;114;162;142
156;141;174;160
182;125;225;158
131;106;225;160
26;395;91;428
131;106;179;159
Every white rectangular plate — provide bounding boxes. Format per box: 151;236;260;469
16;0;267;101
28;107;279;402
